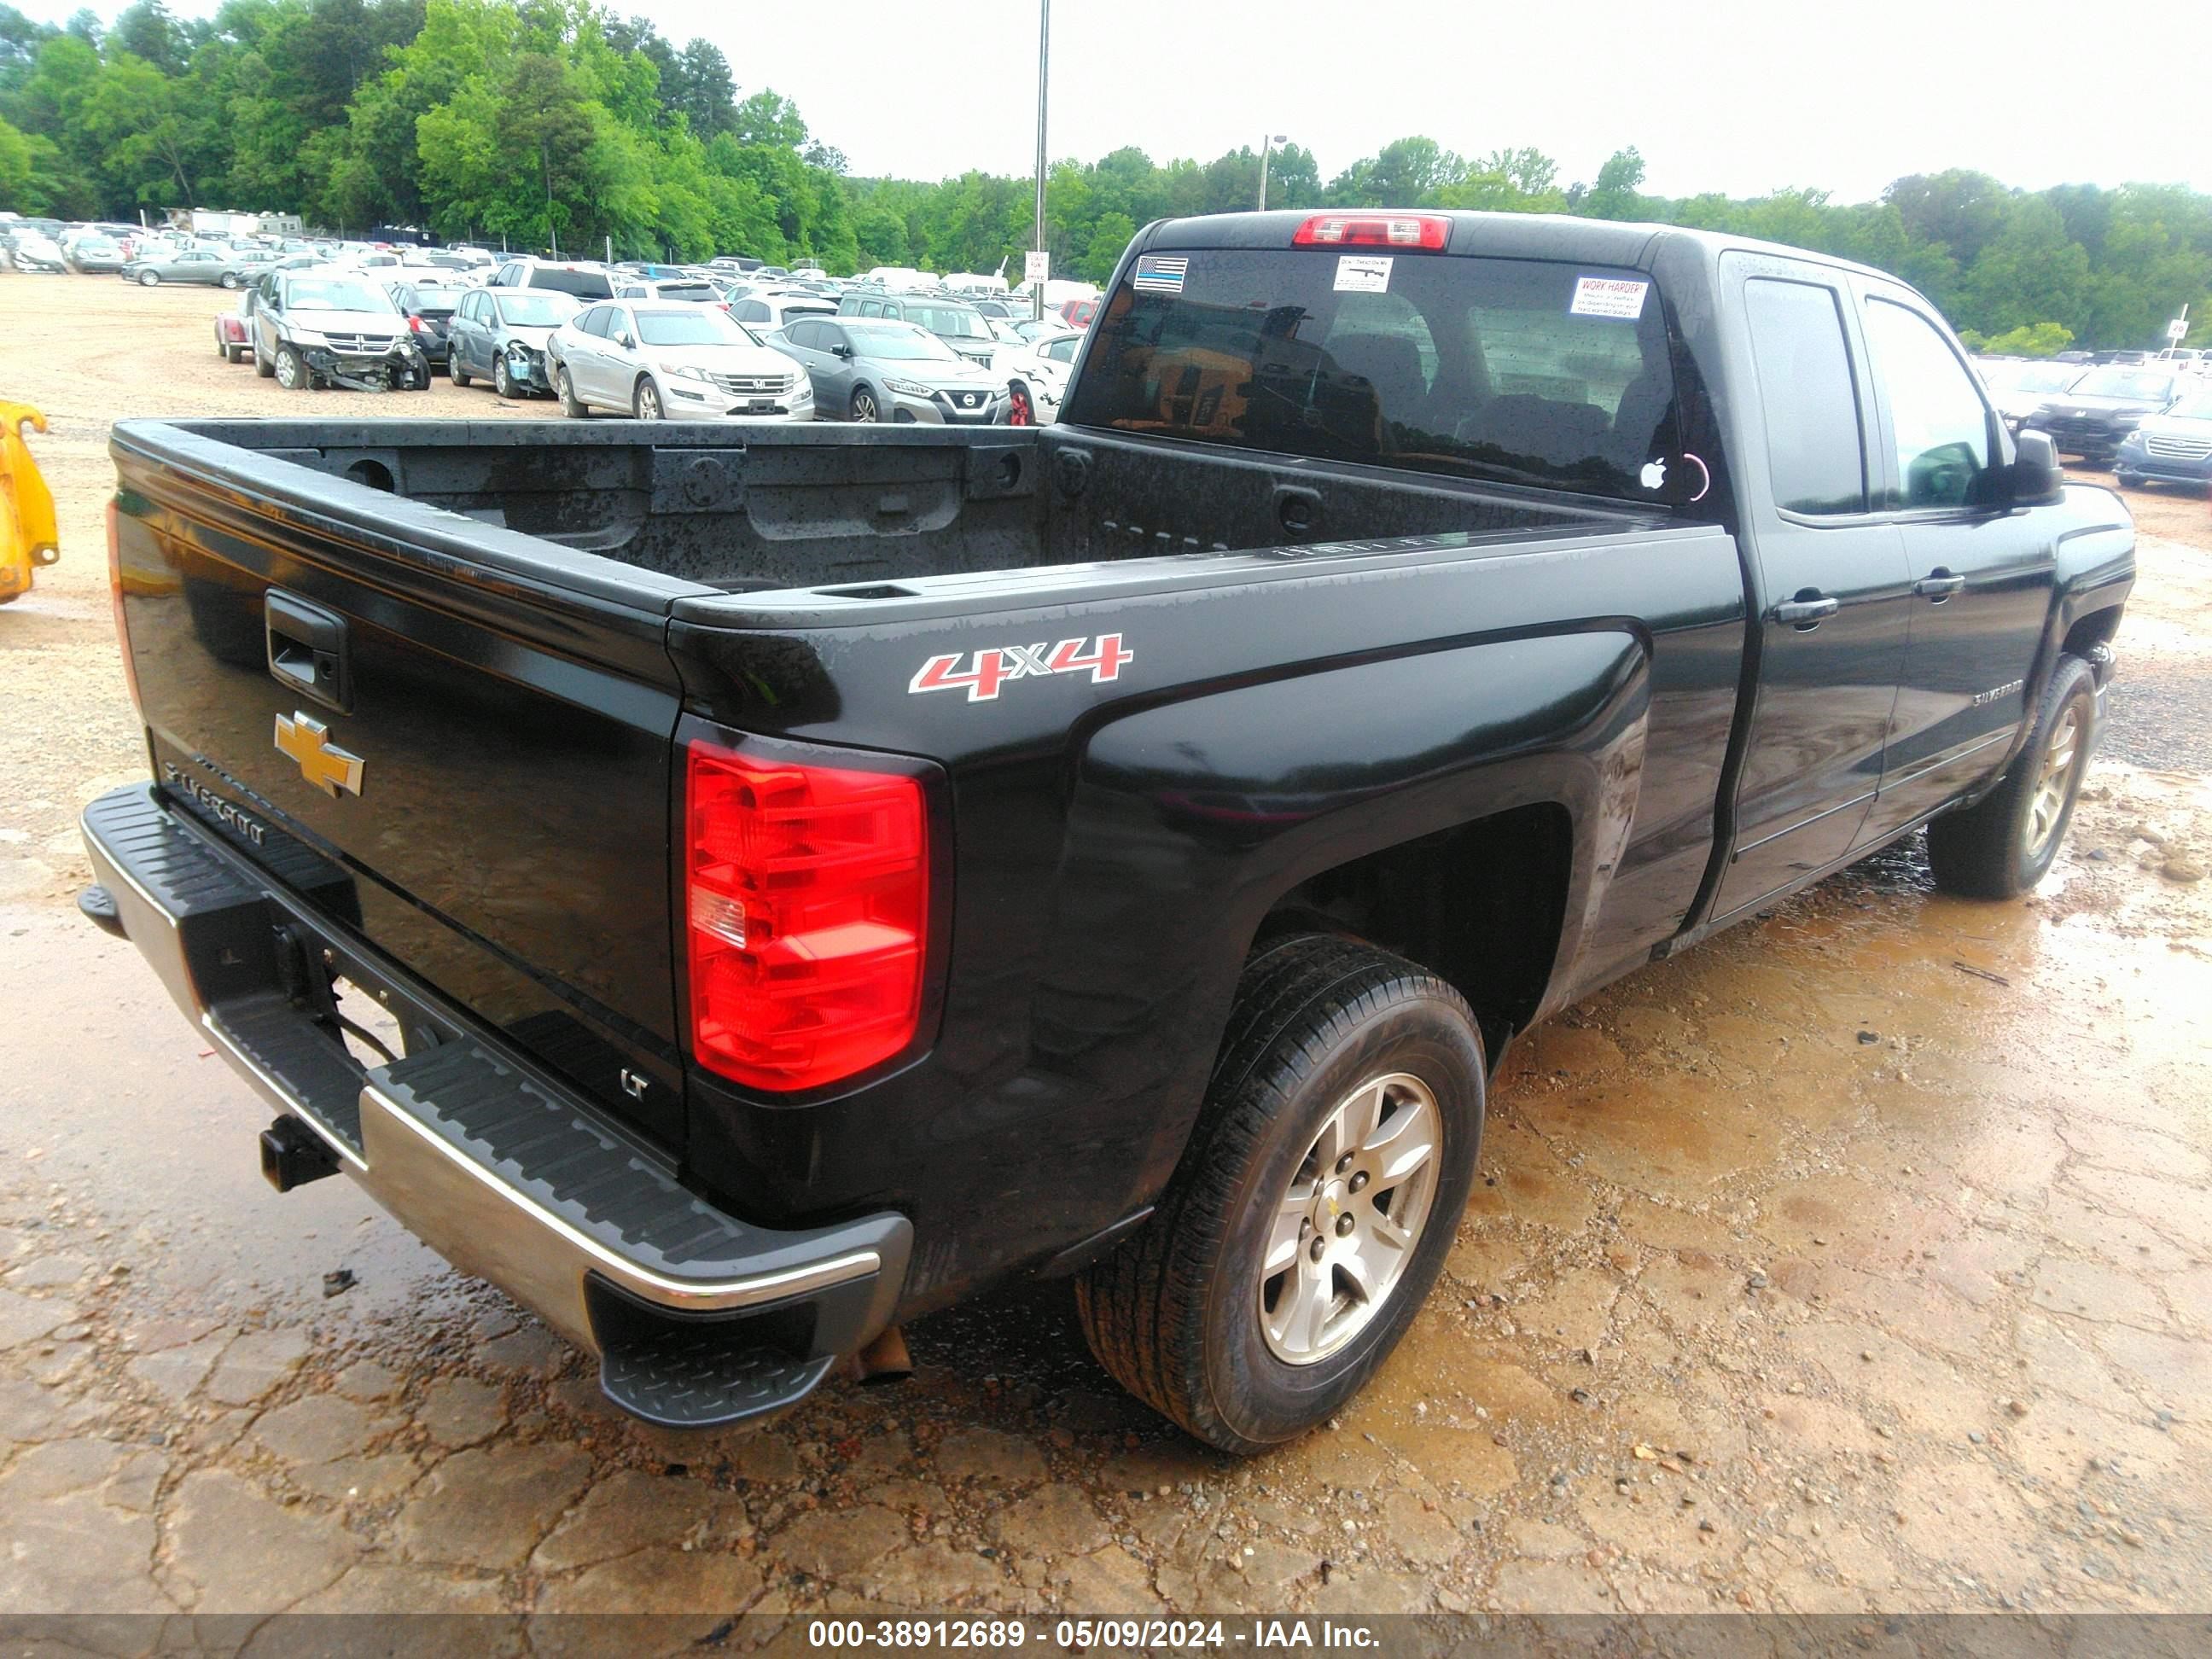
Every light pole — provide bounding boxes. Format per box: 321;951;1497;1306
1257;133;1288;212
1032;0;1051;322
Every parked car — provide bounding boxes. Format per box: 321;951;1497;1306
121;247;262;288
249;267;431;391
997;328;1084;426
65;234;130;273
485;257;615;300
613;276;722;305
212;288;257;363
2022;366;2188;464
995;331;1079;428
4;231;68;272
725;292;836;335
1975;358;2085;433
384;280;459;371
774;316;1008;423
2113;387;2212;489
446;286;579;398
547;302;814;422
83;209;2132;1454
835;292;1000;369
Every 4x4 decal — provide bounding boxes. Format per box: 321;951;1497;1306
909;635;1133;702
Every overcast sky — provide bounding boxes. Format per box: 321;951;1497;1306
23;0;2212;201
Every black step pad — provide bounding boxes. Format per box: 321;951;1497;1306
599;1327;836;1430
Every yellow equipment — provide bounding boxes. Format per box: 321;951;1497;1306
2;402;60;604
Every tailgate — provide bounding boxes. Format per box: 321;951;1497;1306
109;422;695;1148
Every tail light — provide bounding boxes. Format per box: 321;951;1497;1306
684;740;928;1092
406;315;426;333
106;498;143;716
1292;213;1449;250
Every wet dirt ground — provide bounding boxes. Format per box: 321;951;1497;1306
3;275;2209;1626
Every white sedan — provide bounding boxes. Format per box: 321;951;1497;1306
998;329;1085;426
547;302;815;422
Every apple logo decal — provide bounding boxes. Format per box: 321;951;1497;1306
1639;457;1668;491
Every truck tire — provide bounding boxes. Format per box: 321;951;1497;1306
1076;933;1485;1453
1927;653;2097;899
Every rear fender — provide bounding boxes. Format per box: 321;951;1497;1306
1044;626;1650;1189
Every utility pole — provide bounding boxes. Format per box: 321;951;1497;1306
1258;134;1288;212
1032;0;1050;322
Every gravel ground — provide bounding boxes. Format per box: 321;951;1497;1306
2;275;2209;1626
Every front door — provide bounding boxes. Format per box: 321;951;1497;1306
1710;259;1913;920
1852;285;2059;839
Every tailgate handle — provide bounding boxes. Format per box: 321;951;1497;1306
265;591;352;713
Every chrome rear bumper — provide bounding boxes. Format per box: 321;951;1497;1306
82;782;909;1427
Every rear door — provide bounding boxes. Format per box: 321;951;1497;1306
1852;283;2058;837
1710;257;1913;918
112;440;690;1145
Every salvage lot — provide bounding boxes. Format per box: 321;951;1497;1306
2;276;2209;1621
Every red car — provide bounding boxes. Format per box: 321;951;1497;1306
212;300;253;364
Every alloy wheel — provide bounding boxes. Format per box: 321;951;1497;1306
1259;1072;1443;1365
2026;701;2083;859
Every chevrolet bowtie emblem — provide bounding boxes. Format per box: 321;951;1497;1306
274;711;365;799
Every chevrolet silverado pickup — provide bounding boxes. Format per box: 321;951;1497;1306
81;211;2133;1452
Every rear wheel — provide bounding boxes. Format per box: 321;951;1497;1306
556;365;588;418
1927;653;2098;899
633;377;663;421
1076;934;1485;1453
450;355;471;388
1007;382;1034;426
850;386;879;422
273;345;308;391
220;272;242;290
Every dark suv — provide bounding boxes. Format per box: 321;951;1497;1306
2023;366;2187;464
835;290;999;368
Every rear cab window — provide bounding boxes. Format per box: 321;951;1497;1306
1062;244;1687;505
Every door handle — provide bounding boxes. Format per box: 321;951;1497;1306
1915;570;1966;601
265;590;351;713
1769;594;1840;629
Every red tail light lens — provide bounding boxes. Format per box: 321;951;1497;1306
406;314;426;333
684;741;928;1092
1292;213;1449;250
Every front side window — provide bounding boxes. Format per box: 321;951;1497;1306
1741;278;1867;516
1861;298;1992;509
1060;249;1685;502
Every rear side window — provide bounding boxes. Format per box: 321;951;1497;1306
1742;279;1867;516
1061;249;1685;503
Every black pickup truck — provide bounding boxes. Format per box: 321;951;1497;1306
83;211;2133;1452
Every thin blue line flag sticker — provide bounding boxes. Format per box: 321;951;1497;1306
1133;256;1189;294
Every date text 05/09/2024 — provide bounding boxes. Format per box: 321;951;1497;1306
806;1619;1383;1650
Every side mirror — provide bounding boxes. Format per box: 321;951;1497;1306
830;343;853;358
2009;429;2064;508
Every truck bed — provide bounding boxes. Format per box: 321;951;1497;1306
123;418;1652;597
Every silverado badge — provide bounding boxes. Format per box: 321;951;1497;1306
275;711;365;799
